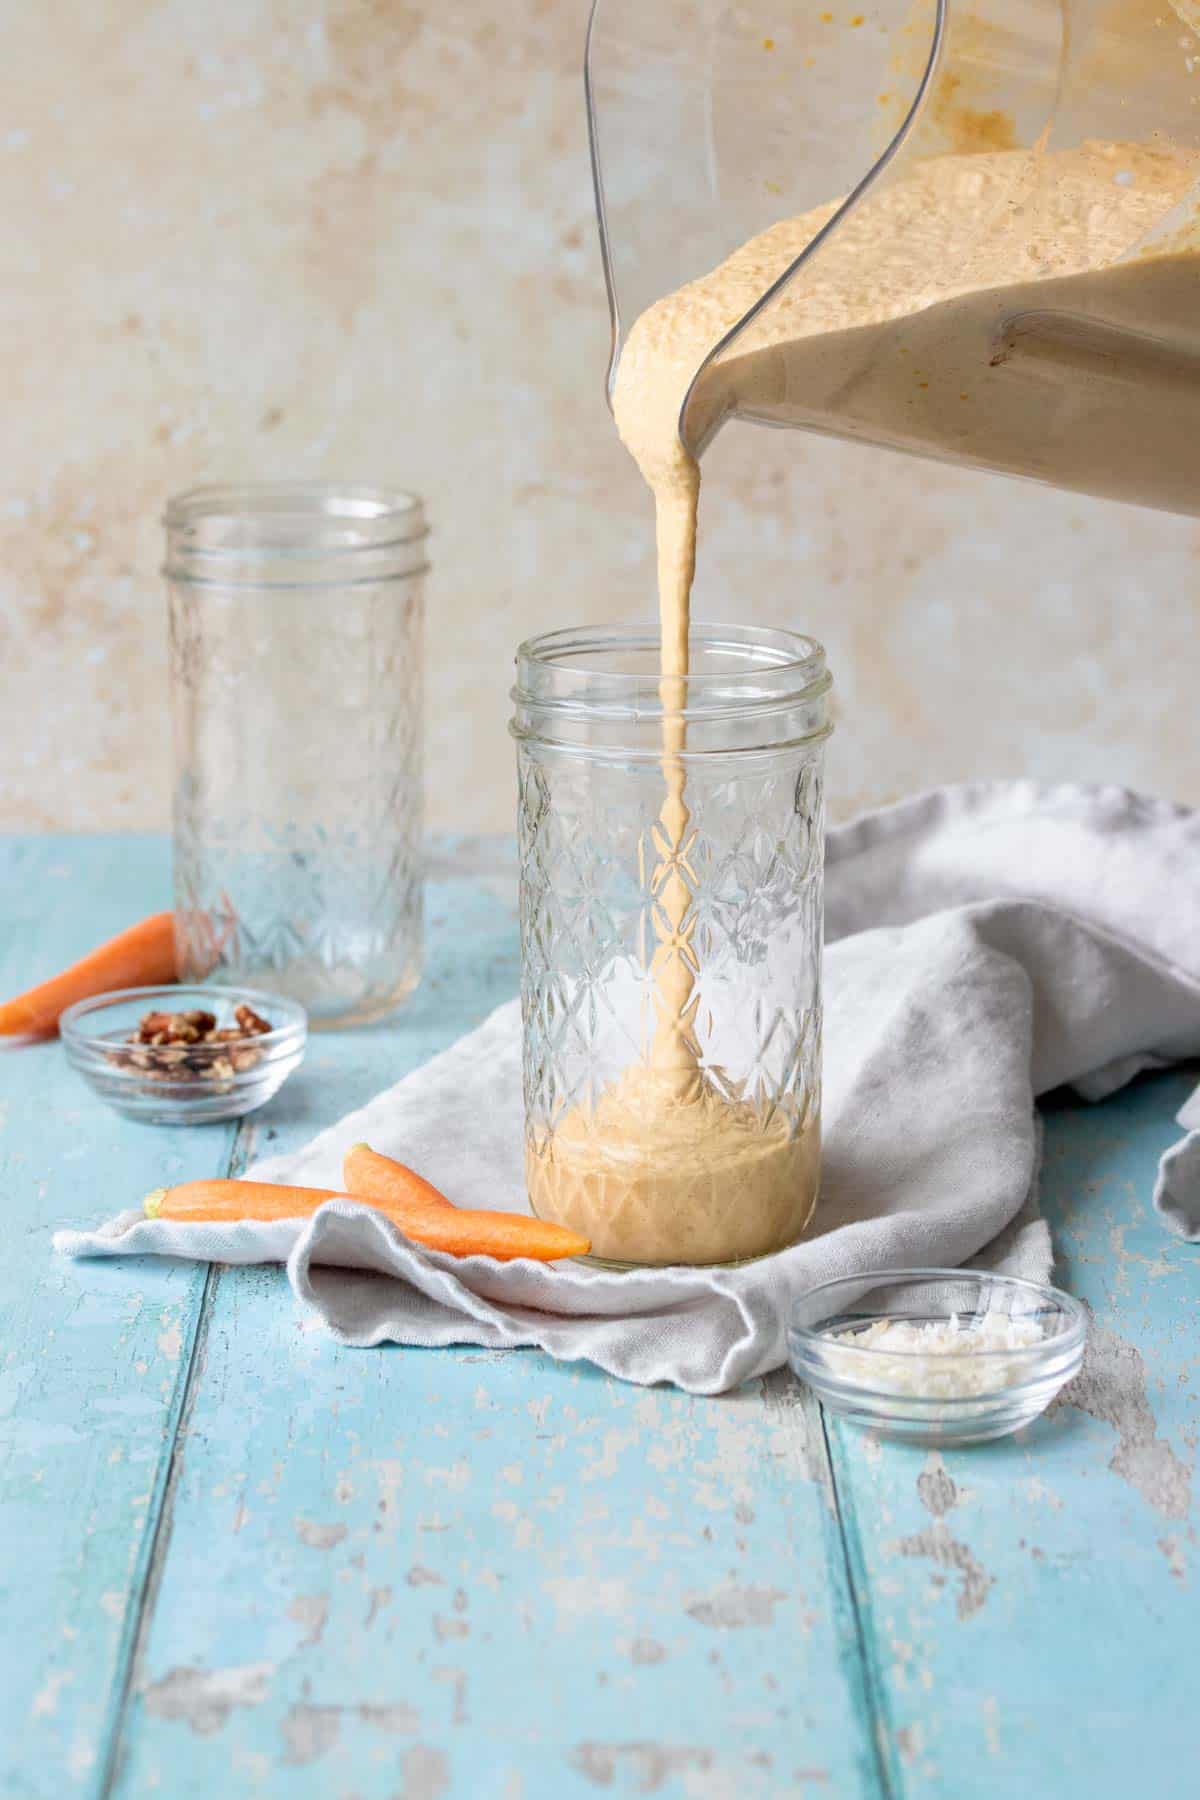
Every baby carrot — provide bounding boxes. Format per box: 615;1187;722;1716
145;1170;591;1263
0;912;177;1037
342;1141;590;1260
145;1181;342;1225
343;1141;454;1212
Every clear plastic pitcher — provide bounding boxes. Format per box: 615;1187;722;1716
587;1;1200;514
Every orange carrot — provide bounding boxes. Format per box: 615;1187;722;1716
145;1181;342;1225
145;1168;591;1263
343;1141;455;1213
0;912;177;1037
343;1141;591;1259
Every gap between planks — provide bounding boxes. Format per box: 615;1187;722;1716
818;1406;903;1799
760;1370;902;1799
94;1119;258;1799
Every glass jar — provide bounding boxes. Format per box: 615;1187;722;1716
166;483;427;1027
511;624;832;1267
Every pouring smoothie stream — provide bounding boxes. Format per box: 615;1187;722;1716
525;0;1200;1265
528;135;1200;1266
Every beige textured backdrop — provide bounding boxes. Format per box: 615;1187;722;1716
2;0;1197;838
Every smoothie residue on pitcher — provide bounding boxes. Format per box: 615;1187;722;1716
530;137;1200;1266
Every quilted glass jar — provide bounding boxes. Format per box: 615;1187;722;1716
511;625;832;1267
166;483;427;1027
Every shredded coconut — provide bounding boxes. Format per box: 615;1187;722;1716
830;1313;1047;1398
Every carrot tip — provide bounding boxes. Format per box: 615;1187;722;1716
349;1141;371;1153
144;1187;166;1220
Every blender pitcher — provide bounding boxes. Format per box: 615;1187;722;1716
587;0;1200;515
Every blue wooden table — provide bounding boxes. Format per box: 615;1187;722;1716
2;834;1197;1799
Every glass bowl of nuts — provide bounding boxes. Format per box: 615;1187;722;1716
59;986;307;1124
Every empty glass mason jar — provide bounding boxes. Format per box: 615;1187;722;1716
166;483;427;1027
511;624;832;1267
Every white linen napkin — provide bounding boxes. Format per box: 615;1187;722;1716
56;783;1200;1395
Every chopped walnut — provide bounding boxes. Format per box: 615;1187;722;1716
106;1000;275;1085
133;1008;218;1046
234;1003;273;1037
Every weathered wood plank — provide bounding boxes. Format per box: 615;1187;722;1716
0;836;527;1797
106;862;882;1799
0;838;227;1799
111;1330;883;1797
824;1069;1199;1798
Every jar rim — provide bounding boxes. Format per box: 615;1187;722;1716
163;482;429;587
511;623;832;756
164;481;425;541
515;623;829;707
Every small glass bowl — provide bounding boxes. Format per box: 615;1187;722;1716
60;985;307;1125
788;1269;1087;1445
